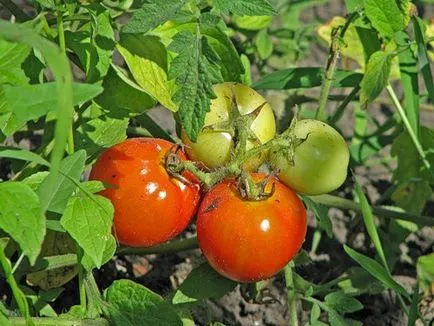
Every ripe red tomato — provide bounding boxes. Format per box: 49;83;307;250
89;138;201;247
196;174;307;282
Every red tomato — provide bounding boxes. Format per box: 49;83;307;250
89;138;201;247
196;174;307;282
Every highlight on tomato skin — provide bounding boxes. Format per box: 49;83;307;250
89;138;201;248
196;174;307;283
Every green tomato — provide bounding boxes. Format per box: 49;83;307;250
182;82;276;170
271;119;349;195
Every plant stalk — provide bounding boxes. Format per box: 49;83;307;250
284;263;298;326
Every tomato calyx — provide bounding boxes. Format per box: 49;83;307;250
236;170;278;201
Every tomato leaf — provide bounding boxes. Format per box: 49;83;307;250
0;148;50;167
95;65;156;114
105;279;183;326
172;263;237;304
416;253;434;292
38;150;87;214
0;38;30;85
122;0;185;34
117;34;176;111
60;194;114;269
343;245;409;298
0;182;46;266
256;29;273;60
168;29;218;142
363;0;407;39
324;291;363;313
214;0;276;16
359;50;392;107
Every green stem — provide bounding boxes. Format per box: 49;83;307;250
329;86;360;124
310;230;322;255
0;0;31;22
284;263;298;326
310;194;434;226
316;12;358;121
386;85;432;176
76;245;87;309
0;247;32;325
11;253;25;275
116;236;199;255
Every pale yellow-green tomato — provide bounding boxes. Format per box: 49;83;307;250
271;119;349;195
182;82;276;170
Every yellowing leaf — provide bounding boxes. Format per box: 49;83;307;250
426;18;434;61
318;16;366;68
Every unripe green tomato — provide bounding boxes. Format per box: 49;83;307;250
271;119;349;195
182;82;276;170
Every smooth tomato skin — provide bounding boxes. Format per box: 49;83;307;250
196;174;307;283
89;138;201;247
271;119;349;195
182;82;276;170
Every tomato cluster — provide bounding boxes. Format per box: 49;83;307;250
90;83;349;283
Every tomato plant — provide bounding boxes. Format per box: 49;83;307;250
196;174;307;282
89;138;200;247
181;82;276;170
1;0;433;325
270;119;350;195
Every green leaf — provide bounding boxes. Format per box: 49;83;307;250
0;182;46;265
172;263;237;304
343;245;409;297
168;29;217;142
240;54;252;86
256;29;273;60
75;112;128;160
232;15;272;31
0;20;74;188
354;181;388;270
363;0;406;38
327;309;347;326
117;34;176;111
105;279;183;326
38;150;87;214
22;172;50;192
413;17;434;105
0;38;30;85
311;303;321;322
359;51;392;107
344;0;363;11
3;82;103;126
122;0;185;34
61;194;114;269
214;0;276;16
303;197;332;238
85;3;116;83
253;68;362;90
95;65;156;114
417;253;434;292
0;148;50;167
324;291;363;313
81;234;116;271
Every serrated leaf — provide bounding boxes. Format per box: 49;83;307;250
61;194;114;269
122;0;185;34
26;231;78;290
168;29;216;141
324;291;363;313
172;263;237;304
38;150;87;214
75;113;129;160
0;182;46;265
343;245;409;297
117;34;176;111
214;0;276;16
360;51;392;107
105;279;182;326
363;0;406;38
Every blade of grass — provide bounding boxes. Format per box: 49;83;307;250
413;17;434;105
